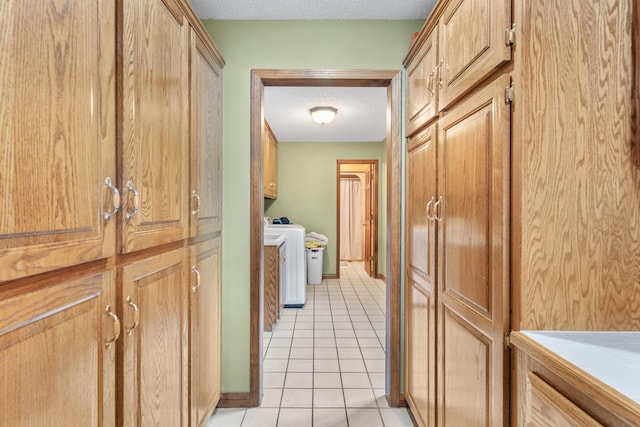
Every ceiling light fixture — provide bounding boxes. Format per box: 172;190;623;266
310;106;337;124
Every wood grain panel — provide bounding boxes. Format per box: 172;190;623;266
120;248;188;426
0;0;115;280
0;270;116;427
438;0;511;110
513;0;640;330
263;245;280;331
406;30;439;136
263;121;278;199
190;238;221;427
190;28;223;238
119;0;189;253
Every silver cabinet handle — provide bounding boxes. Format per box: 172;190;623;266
191;190;201;216
104;177;121;222
191;266;201;293
125;296;140;336
434;196;443;222
104;305;121;349
425;198;435;222
125;181;139;221
437;59;444;88
427;70;435;96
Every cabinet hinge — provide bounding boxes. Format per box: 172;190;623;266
505;331;513;350
505;23;516;46
505;81;515;104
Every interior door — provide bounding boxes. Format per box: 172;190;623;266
437;74;510;427
364;165;378;277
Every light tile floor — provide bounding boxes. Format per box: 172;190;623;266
207;262;415;427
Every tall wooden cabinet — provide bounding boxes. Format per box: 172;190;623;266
264;120;278;199
406;0;640;425
0;0;224;426
404;0;512;425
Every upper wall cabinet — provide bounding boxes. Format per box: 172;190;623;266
264;121;278;199
437;0;512;110
190;27;224;238
118;0;189;253
406;29;439;136
0;1;116;281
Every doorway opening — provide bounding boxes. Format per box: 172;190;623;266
337;160;378;279
242;69;403;409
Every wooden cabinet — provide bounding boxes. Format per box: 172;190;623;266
264;121;278;199
404;124;437;427
0;0;116;282
189;238;222;427
118;0;189;253
436;74;510;427
264;242;285;331
119;248;189;426
0;270;117;427
406;30;439;136
437;0;511;110
189;27;224;238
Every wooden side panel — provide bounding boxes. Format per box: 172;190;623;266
513;0;640;330
120;248;188;427
263;245;279;332
0;270;116;427
438;0;511;110
437;74;510;427
190;28;223;238
0;0;115;281
190;238;221;427
120;0;189;253
406;30;439;136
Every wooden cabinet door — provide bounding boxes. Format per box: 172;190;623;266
0;270;117;427
0;0;116;281
405;124;437;427
264;121;278;199
120;248;189;427
119;0;189;253
437;74;510;427
406;29;439;137
190;28;223;238
438;0;512;110
189;238;222;427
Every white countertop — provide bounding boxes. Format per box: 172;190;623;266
521;331;640;404
264;233;285;246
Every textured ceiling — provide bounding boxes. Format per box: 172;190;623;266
264;87;388;143
189;0;433;20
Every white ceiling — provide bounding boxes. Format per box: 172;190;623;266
189;0;436;142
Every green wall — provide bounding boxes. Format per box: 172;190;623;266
265;141;386;277
202;19;422;393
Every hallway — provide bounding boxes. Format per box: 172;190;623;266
208;262;414;426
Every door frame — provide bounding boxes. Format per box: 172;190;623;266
336;160;379;278
246;69;403;408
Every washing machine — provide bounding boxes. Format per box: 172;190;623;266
264;223;307;307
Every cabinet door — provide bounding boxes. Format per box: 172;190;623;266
0;270;117;427
0;0;116;281
437;74;510;427
406;29;439;137
438;0;512;110
190;29;223;238
264;245;280;331
120;248;189;427
119;0;189;253
190;238;222;427
405;124;437;427
264;122;278;199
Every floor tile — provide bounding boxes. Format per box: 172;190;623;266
314;359;340;372
346;408;384;427
277;408;312;427
265;347;290;359
269;338;292;348
338;347;362;359
284;372;313;388
358;338;382;348
287;359;313;372
313;388;345;408
313;408;348;427
264;372;286;388
334;329;356;338
360;347;385;359
343;388;377;408
373;389;389;408
292;338;313;348
365;359;385;373
289;347;314;359
339;358;367;372
264;359;288;373
260;388;283;407
280;388;312;408
341;372;371;388
380;408;415;426
336;338;359;348
369;372;385;389
315;337;336;348
314;329;335;338
314;347;338;359
207;408;245;427
241;408;279;427
314;372;342;388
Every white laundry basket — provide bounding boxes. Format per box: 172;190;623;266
306;247;324;285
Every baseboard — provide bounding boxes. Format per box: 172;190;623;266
321;274;338;280
376;273;386;281
218;392;257;408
